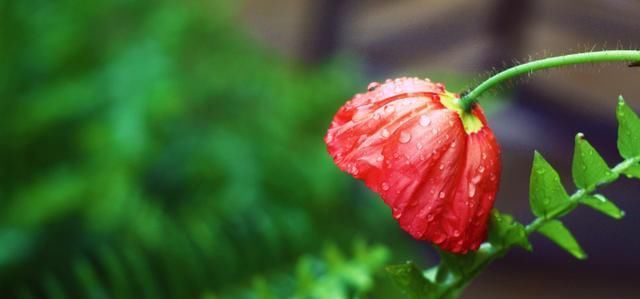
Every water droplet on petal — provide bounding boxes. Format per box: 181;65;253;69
439;164;445;170
433;233;446;244
416;142;423;150
471;175;481;184
482;153;487;160
451;141;457;148
393;209;402;219
468;183;476;197
478;165;485;173
367;82;380;91
381;182;390;191
427;214;435;222
453;230;461;237
419;115;431;127
376;155;384;162
439;191;446;199
381;128;390;138
399;131;412;143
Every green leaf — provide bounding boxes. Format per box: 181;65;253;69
572;133;616;189
386;262;434;299
488;210;532;251
538;220;587;259
622;163;640;179
529;152;572;218
580;194;624;219
616;96;640;159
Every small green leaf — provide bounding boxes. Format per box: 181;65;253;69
616;96;640;159
538;220;587;259
622;163;640;179
386;262;434;299
529;152;572;218
488;210;532;251
580;194;624;219
572;133;616;189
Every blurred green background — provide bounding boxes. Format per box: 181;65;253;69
2;0;639;298
0;0;425;298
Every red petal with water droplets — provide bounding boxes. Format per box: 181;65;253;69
325;77;501;253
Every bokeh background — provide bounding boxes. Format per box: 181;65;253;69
1;0;639;298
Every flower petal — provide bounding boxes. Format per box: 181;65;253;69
325;78;501;253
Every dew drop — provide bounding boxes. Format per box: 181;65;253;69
393;210;402;219
416;142;423;150
433;233;446;244
351;165;359;175
471;175;481;184
439;164;445;170
399;131;412;143
381;128;390;138
381;182;390;191
451;141;457;148
427;214;435;222
439;191;446;199
468;184;476;197
482;153;487;160
419;115;431;127
478;165;485;173
453;230;461;237
376;155;384;162
326;134;333;143
367;82;380;91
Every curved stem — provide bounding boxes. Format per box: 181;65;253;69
460;50;640;111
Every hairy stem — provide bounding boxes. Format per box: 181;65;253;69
460;50;640;111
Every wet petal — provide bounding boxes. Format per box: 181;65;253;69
325;77;501;253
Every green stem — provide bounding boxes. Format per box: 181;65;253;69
525;155;640;234
438;155;640;299
460;50;640;112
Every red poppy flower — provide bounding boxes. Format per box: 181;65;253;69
325;77;501;253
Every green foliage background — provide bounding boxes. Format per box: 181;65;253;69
0;0;423;298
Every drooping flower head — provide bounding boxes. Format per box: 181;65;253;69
325;77;501;253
